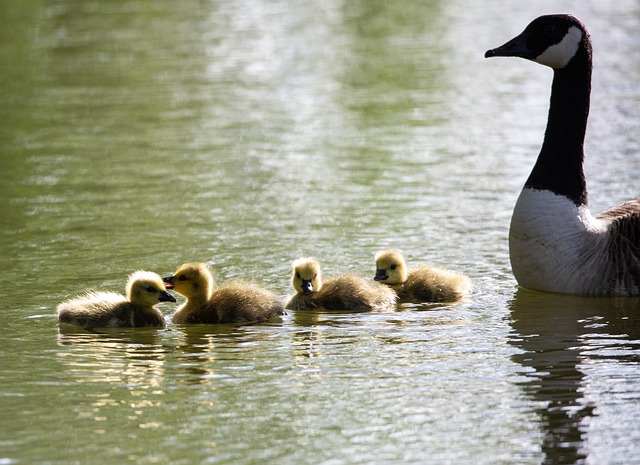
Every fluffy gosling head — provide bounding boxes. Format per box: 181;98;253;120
163;263;215;300
291;258;322;294
374;250;408;285
126;270;176;306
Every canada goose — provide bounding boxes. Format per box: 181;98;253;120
374;250;471;303
286;257;396;311
485;14;640;296
56;271;174;328
163;262;285;324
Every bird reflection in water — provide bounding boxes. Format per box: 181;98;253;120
508;289;640;464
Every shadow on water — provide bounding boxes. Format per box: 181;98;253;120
508;288;640;465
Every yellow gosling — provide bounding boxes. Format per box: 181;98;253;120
163;262;285;324
374;250;471;303
286;257;396;311
56;271;174;328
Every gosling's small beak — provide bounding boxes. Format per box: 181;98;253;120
301;279;313;294
485;31;533;59
163;275;175;289
374;269;388;281
159;290;177;303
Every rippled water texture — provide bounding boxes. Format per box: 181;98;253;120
1;1;640;464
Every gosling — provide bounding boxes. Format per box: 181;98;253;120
56;271;175;328
286;257;396;311
374;250;471;303
163;262;285;324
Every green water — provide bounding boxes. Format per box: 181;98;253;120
2;1;640;464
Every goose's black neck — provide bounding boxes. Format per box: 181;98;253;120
525;44;592;206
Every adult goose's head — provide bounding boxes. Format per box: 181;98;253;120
485;14;590;70
484;14;593;207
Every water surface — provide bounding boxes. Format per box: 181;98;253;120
1;1;640;464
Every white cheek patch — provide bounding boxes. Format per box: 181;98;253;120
535;26;582;69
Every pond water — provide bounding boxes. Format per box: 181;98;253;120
1;0;640;464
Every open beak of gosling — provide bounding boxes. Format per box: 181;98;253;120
374;269;388;282
163;275;175;290
301;279;314;294
159;290;176;303
485;31;534;60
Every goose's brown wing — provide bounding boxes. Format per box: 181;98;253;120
596;200;640;292
597;199;640;248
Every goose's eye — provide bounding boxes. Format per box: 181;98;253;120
296;272;301;279
178;275;187;282
313;274;317;279
146;286;156;293
390;264;397;270
544;25;557;36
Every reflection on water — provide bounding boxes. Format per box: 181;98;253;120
170;324;283;385
509;290;640;464
57;325;165;346
56;327;168;394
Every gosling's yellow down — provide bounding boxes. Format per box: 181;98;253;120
286;257;397;311
56;271;175;328
163;262;285;324
374;250;471;303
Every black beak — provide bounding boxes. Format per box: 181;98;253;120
485;31;534;59
301;279;313;294
159;290;176;303
163;275;175;289
374;269;388;281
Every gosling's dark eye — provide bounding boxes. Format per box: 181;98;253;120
146;286;156;293
178;275;187;282
313;274;317;279
390;264;397;270
296;272;301;279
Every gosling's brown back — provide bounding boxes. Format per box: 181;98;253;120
287;275;396;311
399;266;471;303
213;282;285;323
57;292;166;328
172;282;285;324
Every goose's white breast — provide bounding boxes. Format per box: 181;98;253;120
509;188;609;293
